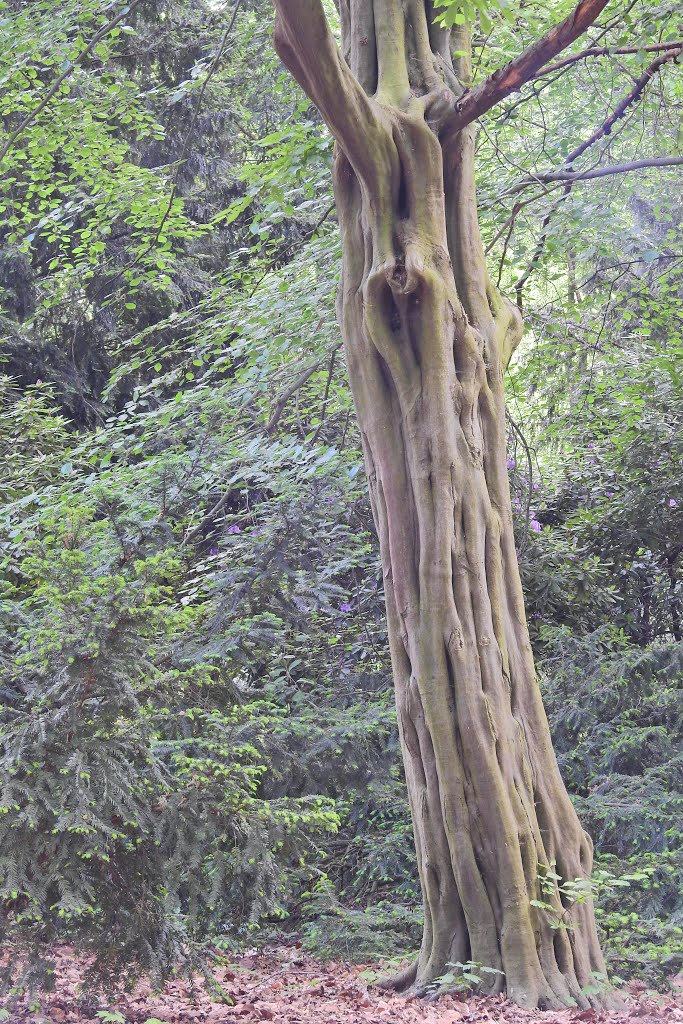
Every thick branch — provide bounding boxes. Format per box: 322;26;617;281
271;0;382;174
445;0;611;132
533;39;683;78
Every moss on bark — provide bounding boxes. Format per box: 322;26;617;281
272;0;610;1007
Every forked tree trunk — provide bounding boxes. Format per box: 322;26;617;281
272;0;608;1008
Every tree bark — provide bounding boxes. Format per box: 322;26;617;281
272;0;609;1008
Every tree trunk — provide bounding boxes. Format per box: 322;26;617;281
272;0;608;1008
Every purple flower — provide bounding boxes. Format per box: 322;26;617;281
227;525;241;535
209;545;219;555
669;499;678;508
530;519;542;533
506;457;516;470
340;602;352;613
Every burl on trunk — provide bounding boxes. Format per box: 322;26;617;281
272;0;611;1008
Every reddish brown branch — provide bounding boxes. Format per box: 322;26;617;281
445;0;612;131
533;39;683;78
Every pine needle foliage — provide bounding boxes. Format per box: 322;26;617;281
0;447;340;990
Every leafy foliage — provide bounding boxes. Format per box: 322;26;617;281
1;0;681;996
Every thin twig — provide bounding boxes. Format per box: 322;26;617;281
514;184;572;310
265;335;342;435
311;348;338;444
507;412;535;554
533;40;683;79
564;45;682;165
247;203;336;300
91;0;245;305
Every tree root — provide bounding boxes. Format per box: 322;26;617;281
375;958;418;993
375;958;624;1012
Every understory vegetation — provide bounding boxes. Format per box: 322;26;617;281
0;0;681;1000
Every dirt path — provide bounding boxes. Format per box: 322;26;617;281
3;946;682;1024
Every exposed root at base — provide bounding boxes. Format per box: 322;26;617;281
583;988;626;1013
421;985;621;1012
376;958;418;993
377;962;624;1013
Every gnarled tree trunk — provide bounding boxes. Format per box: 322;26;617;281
272;0;610;1008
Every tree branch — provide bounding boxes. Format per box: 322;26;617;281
507;411;535;553
88;0;243;310
311;347;338;444
514;184;572;311
248;202;335;299
533;39;683;78
265;339;341;434
444;0;612;132
564;45;682;164
507;45;681;298
513;156;683;188
271;0;383;174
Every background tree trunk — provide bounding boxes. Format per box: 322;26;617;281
273;0;609;1008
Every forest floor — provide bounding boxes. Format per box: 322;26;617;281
3;945;682;1024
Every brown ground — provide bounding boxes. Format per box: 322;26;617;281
2;946;682;1024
